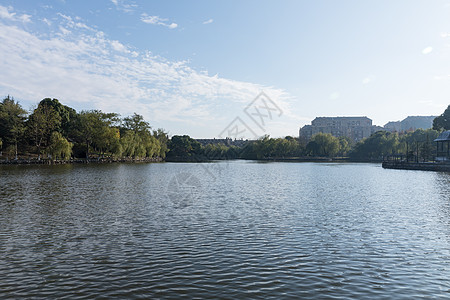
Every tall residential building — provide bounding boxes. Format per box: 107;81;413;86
299;116;379;142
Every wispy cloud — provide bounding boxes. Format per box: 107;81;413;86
362;75;375;85
110;0;137;13
58;25;70;35
110;40;129;53
422;46;433;55
0;5;31;23
42;18;51;26
57;13;94;31
434;75;450;80
0;7;292;137
202;18;213;25
141;13;178;29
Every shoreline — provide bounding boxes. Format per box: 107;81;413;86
165;156;382;163
0;157;163;165
0;156;385;165
382;161;450;172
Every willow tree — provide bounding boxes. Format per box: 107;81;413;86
350;131;401;160
306;133;340;157
48;132;73;160
153;128;169;158
77;110;120;159
96;126;122;158
120;113;162;159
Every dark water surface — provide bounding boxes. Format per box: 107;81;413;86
1;161;450;299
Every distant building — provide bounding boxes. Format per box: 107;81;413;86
384;121;402;132
299;116;379;142
384;116;436;132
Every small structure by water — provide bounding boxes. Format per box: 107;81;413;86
382;130;450;172
435;130;450;162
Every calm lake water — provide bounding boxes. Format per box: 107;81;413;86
1;161;450;299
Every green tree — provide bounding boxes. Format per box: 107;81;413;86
274;138;290;157
226;145;240;159
203;143;230;159
28;103;61;159
433;105;450;131
121;129;161;158
0;96;27;159
273;137;300;157
48;131;73;160
306;133;340;157
38;98;77;137
120;113;162;159
248;135;302;159
252;135;275;159
153;128;169;158
338;136;352;157
167;135;201;158
350;131;401;160
144;133;161;158
76;111;99;158
239;141;258;159
123;113;150;134
96;126;122;158
76;110;121;159
400;128;439;162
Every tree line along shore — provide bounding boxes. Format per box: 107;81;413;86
0;96;449;164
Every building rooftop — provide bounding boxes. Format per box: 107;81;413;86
313;116;370;120
434;130;450;142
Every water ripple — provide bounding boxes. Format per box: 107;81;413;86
1;162;450;298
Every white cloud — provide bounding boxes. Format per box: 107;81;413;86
434;75;450;80
0;5;32;23
167;23;177;29
0;5;16;20
57;12;93;31
140;14;160;24
203;18;213;25
362;75;375;85
441;32;450;38
0;11;292;138
422;46;433;54
42;18;51;26
111;40;129;53
18;14;31;23
110;0;137;13
59;26;71;35
141;13;178;29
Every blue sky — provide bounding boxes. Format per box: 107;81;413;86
0;0;450;138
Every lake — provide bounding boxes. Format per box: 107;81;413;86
1;161;449;299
